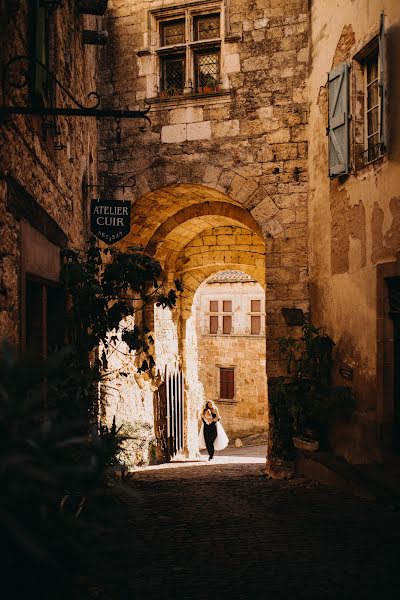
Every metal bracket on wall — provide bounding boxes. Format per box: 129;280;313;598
0;55;150;143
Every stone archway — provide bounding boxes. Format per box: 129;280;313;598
103;183;308;464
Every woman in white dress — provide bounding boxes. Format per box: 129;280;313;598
198;400;229;459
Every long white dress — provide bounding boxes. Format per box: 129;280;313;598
198;420;229;451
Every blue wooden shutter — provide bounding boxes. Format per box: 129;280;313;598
327;62;350;177
379;12;387;151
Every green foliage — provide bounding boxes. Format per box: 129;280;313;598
270;324;355;453
2;240;180;597
98;416;131;469
61;237;180;359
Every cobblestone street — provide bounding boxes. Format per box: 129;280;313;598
94;448;400;600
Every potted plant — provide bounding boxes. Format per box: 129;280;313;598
276;324;355;452
198;75;220;94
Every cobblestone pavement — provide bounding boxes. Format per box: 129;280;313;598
96;448;400;600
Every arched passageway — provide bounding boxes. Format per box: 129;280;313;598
187;269;268;444
101;183;296;463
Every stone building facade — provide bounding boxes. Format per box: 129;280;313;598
0;1;100;352
98;0;311;457
194;270;267;438
2;0;398;468
308;0;400;463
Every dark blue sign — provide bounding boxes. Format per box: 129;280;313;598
90;199;131;244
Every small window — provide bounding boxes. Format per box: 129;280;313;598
161;19;185;46
195;51;220;92
210;300;218;312
161;54;185;94
156;6;222;98
210;315;218;334
222;315;232;334
222;300;232;312
220;367;234;399
194;14;220;41
251;299;261;312
365;52;381;163
251;315;261;335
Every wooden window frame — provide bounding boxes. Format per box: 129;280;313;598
250;298;262;335
219;367;234;400
155;3;222;97
364;49;382;164
222;314;232;334
209;314;218;334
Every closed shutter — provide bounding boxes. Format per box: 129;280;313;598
220;368;234;399
222;315;232;334
327;62;350;177
33;0;48;102
210;315;218;334
379;12;387;151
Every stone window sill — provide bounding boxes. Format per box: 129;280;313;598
146;89;232;106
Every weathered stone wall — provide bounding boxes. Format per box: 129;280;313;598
98;0;311;459
195;277;267;438
308;0;400;462
0;1;100;343
99;0;311;378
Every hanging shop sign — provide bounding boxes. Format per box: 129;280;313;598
90;199;131;244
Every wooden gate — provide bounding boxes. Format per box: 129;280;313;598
165;363;184;460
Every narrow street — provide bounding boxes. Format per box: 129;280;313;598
93;447;400;600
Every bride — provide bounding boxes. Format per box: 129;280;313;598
198;400;229;460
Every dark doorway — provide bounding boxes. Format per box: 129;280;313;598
25;276;66;357
387;277;400;448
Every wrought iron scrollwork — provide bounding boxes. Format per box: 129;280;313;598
2;55;101;109
0;55;150;126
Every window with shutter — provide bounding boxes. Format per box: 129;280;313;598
251;315;261;335
353;13;386;167
379;12;387;151
156;3;222;98
220;368;234;399
210;315;218;334
222;300;232;312
327;62;350;177
222;315;232;334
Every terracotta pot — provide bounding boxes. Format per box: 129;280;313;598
198;85;220;94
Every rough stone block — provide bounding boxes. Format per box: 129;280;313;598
224;53;241;73
161;124;187;144
213;120;240;138
170;107;204;125
251;195;279;222
187;121;211;141
266;129;291;143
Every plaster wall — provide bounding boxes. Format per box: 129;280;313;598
308;0;400;461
